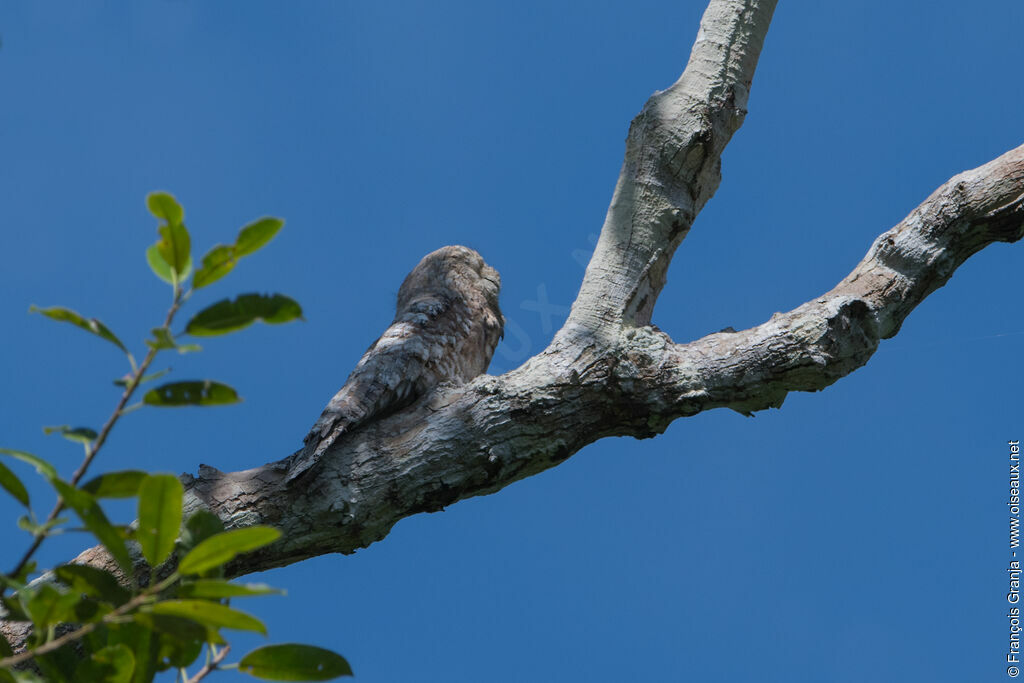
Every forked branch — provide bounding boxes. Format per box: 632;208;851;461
7;2;1024;651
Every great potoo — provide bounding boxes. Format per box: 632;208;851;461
304;245;504;458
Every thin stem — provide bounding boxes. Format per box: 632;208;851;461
0;573;180;668
4;292;186;588
185;644;231;683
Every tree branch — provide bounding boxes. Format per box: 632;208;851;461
5;0;1024;656
180;139;1023;577
170;0;784;574
66;0;1024;578
184;644;230;683
572;0;777;329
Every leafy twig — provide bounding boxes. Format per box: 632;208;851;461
4;293;186;590
185;644;231;683
0;574;179;668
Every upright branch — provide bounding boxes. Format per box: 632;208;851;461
572;0;777;329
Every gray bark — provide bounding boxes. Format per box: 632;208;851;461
11;0;1024;612
175;0;1023;577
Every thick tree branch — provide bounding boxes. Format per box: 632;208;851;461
173;0;783;574
179;140;1023;577
6;0;1024;654
173;1;1021;577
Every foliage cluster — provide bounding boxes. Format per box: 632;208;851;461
0;194;351;682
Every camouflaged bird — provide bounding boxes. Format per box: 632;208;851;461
304;245;504;458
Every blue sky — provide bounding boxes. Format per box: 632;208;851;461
1;2;1022;681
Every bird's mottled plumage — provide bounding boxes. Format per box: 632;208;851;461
304;245;503;457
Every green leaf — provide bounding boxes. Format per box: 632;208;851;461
137;474;184;567
146;243;174;284
16;514;38;535
179;526;281;576
142;381;241;407
192;244;237;290
0;631;12;658
0;572;26;593
146;192;184;226
29;305;129;355
0;460;29;507
97;621;161;683
132;613;207;642
52;480;132;574
35;645;79;683
146;327;176;350
43;425;98;445
235;217;284;257
178;580;282;599
145;600;267;635
180;510;225;553
185;294;303;337
75;644;135;683
238;644;353;680
133;612;223;648
18;514;68;538
152;622;205;668
114;367;171;387
71;596;109;624
81;470;147;499
54;564;130;606
145;328;200;354
9;561;37;587
147;192;191;282
25;583;80;630
158;639;204;672
1;595;30;622
157;223;192;280
0;448;57;481
190;217;284;291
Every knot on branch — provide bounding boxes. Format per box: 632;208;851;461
821;298;880;367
